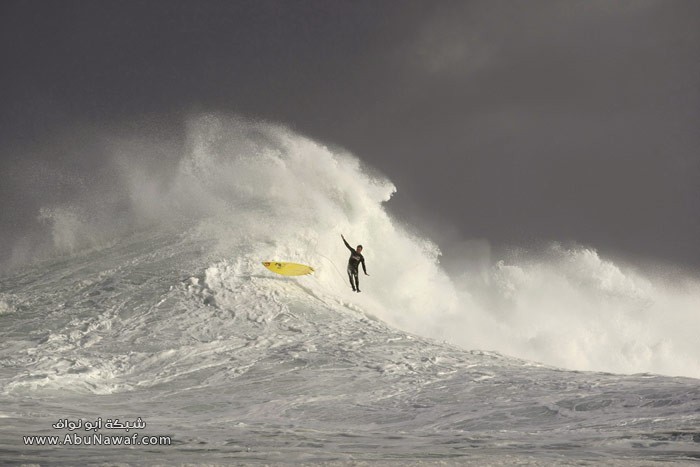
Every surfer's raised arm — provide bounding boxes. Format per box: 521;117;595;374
341;234;355;253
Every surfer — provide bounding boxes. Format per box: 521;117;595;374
341;234;368;292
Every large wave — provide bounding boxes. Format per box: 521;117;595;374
15;114;700;378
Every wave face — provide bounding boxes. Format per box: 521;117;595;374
16;113;698;378
1;115;699;464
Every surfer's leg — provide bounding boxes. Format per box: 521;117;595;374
347;268;356;291
354;271;360;292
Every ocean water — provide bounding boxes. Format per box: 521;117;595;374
1;116;698;465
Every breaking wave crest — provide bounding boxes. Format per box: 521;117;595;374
11;114;700;378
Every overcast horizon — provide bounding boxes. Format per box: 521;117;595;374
1;0;699;273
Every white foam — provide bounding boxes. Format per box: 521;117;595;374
153;115;699;377
0;294;15;315
11;114;700;378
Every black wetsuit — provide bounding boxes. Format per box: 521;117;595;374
343;238;366;291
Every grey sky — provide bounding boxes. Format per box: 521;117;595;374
1;0;699;270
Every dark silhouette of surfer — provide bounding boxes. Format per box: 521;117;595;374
341;234;368;292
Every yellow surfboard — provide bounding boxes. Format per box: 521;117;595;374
262;261;314;276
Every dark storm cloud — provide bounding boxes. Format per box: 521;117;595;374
1;0;698;270
1;0;400;124
338;0;700;269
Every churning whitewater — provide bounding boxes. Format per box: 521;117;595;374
1;116;698;464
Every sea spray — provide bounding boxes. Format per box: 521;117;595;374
8;114;700;378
